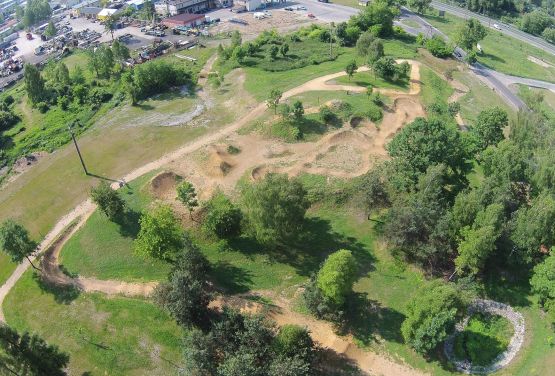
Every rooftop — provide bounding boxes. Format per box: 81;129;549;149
163;13;205;23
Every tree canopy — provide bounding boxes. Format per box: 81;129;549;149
0;219;39;270
317;249;358;307
456;18;488;51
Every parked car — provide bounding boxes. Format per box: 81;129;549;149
296;5;307;10
307;13;315;18
493;23;501;30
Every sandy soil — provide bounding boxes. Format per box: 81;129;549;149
211;11;313;35
447;78;469;129
528;55;553;68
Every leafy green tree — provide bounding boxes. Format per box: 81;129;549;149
203;192;242;238
291;100;304;120
0;219;39;271
132;60;191;100
273;325;314;363
182;329;217;375
134;204;183;262
408;0;431;13
401;282;465;354
372;56;396;80
23;64;45;105
111;39;130;62
231;30;242;49
521;9;552;35
280;42;289;57
90;181;125;221
44;20;56;38
71;65;86;85
387;117;471;191
361;166;390;211
268;355;311;376
266;89;283;115
511;193;555;260
425;35;454;58
154;240;212;328
356;31;375;56
317;249;357;307
232;45;246;63
86;45;114;78
176;181;198;220
530;251;555;307
542;27;555;43
345;60;358;81
384;164;454;272
456;18;487;51
367;39;384;65
104;14;118;41
268;45;279;60
0;324;69;376
472;107;508;150
455;203;504;276
241;173;309;245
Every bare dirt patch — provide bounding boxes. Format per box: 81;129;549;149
211;11;312;36
528;55;553;68
150;171;181;201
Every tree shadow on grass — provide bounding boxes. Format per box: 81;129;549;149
346;292;406;346
228;217;375;280
114;208;141;238
299;118;328;137
482;261;532;308
315;347;365;375
480;52;506;64
33;272;81;304
211;261;253;294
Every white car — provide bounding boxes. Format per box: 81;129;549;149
493;23;501;30
296;6;307;10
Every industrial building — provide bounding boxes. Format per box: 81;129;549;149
154;0;208;16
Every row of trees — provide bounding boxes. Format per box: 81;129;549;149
15;0;51;28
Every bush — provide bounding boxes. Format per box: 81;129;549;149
0;110;18;131
88;88;112;106
425;36;454;58
203;192;242;239
133;60;192;100
90;181;125;221
36;102;49;113
366;103;383;122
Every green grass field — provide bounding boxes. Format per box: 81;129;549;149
3;271;183;376
419;65;454;106
0;253;16;286
423;13;555;82
60;173;171;282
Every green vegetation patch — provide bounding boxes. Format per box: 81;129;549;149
0;253;16;286
424;13;555;82
334;70;409;91
419;66;454;107
454;312;514;367
60;173;171;282
3;271;182;376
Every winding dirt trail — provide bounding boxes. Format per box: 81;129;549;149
0;59;428;376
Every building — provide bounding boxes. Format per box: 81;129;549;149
126;0;146;10
97;7;119;20
71;0;101;17
161;13;205;28
155;0;208;16
358;0;370;6
234;0;261;11
80;6;102;17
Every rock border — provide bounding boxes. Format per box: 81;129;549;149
444;299;525;374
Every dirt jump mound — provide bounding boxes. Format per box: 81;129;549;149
206;146;235;177
151;171;181;200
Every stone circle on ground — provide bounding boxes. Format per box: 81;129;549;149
444;299;525;374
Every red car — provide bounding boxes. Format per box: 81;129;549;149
308;13;315;18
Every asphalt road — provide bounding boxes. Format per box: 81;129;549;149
430;0;555;57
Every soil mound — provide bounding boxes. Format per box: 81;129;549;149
151;171;180;200
206;146;234;177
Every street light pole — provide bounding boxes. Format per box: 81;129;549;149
68;124;88;175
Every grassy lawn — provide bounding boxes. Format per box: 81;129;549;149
0;254;16;286
60;173;171;282
453;70;514;124
419;65;454;106
242;39;417;101
3;270;183;376
423;13;555;82
516;84;555;120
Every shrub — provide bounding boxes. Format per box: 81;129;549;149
203;192;242;239
36;102;49;113
317;249;357;307
366;103;383;122
425;36;454;58
90;181;125;221
0;110;18;131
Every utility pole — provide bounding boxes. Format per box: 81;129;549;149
68;124;88;175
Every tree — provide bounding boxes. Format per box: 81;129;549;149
425;35;454;58
176;181;198;220
266;89;283;115
154;240;212;328
455;203;504;276
367;39;384;65
203;192;242;238
542;27;555;43
134;204;183;262
361;167;390;211
408;0;431;14
231;30;242;49
472;107;508;150
90;181;125;221
111;39;130;62
372;56;396;80
104;14;118;41
280;42;289;57
86;45;114;78
0;219;39;271
456;18;487;51
530;252;555;307
44;20;56;38
71;65;86;85
0;324;69;376
23;64;45;105
273;325;314;363
511;193;555;260
345;60;358;81
268;45;279;60
317;249;357;307
241;173;309;245
291;100;304;120
387;117;471;190
521;9;552;35
231;45;246;63
401;282;465;354
356;31;375;56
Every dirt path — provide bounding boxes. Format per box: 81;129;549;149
447;78;469;129
212;293;429;376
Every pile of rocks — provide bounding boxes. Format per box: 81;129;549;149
444;299;525;374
